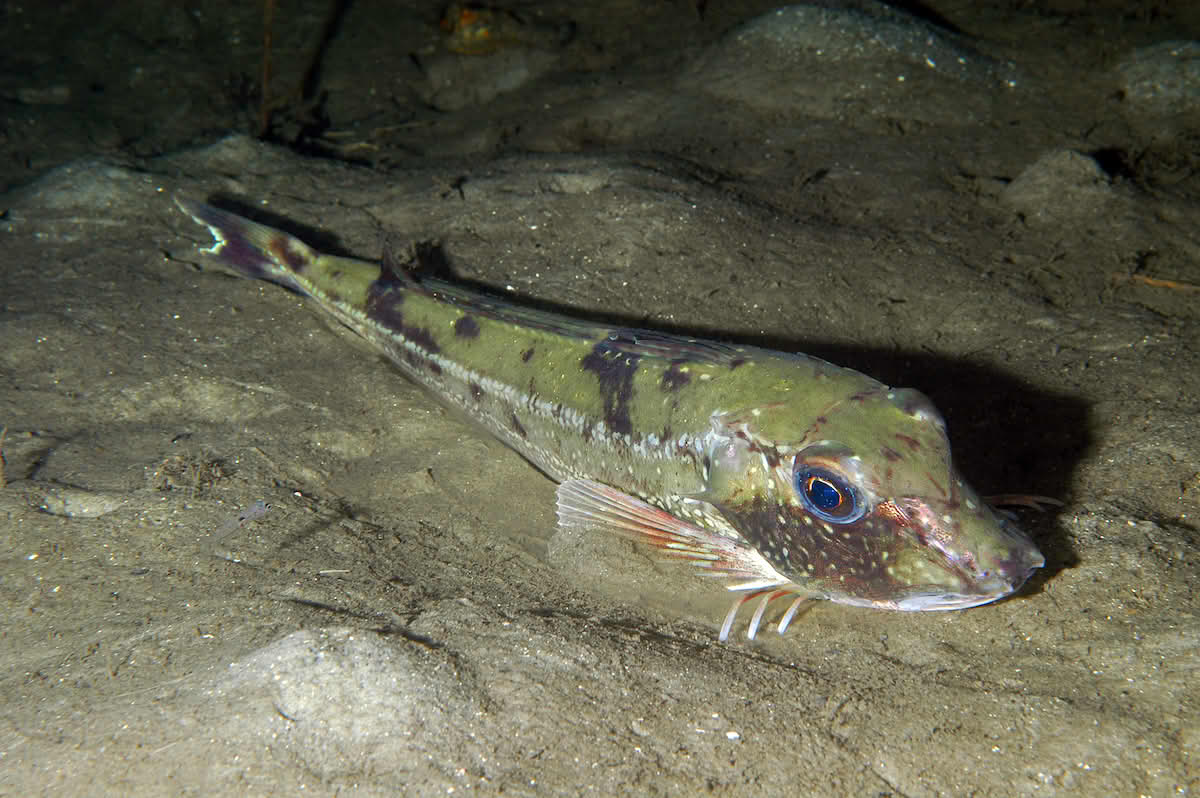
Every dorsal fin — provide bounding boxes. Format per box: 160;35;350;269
409;275;755;366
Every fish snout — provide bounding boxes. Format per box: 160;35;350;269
891;495;1045;609
974;516;1045;594
938;504;1045;603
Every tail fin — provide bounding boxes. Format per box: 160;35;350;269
175;197;314;294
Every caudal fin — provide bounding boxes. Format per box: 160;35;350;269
175;197;314;294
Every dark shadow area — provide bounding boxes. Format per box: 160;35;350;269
880;0;965;34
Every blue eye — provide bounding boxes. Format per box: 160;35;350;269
808;477;842;510
794;467;865;524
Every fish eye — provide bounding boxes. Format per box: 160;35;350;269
794;467;866;524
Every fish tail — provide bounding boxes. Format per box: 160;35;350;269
174;198;319;294
176;198;390;316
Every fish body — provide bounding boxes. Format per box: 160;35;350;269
176;198;1044;640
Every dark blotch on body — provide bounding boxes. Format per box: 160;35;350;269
521;347;535;362
660;360;691;392
581;340;640;437
454;315;480;338
366;277;442;375
366;275;407;330
403;326;443;375
267;235;309;272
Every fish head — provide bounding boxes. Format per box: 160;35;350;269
703;386;1044;611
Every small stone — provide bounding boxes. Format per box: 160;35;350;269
37;485;127;518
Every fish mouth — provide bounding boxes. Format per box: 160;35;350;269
891;583;1030;611
890;538;1045;612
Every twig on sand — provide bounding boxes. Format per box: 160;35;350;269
1111;272;1200;294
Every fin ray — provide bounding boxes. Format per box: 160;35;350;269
556;478;817;639
556;478;782;582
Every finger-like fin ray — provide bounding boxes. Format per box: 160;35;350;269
556;478;816;640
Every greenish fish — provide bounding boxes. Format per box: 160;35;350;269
176;198;1044;641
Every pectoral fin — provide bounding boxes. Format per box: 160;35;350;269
555;478;815;640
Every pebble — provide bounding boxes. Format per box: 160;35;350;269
37;485;127;518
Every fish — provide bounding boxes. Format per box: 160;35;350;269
174;197;1045;641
